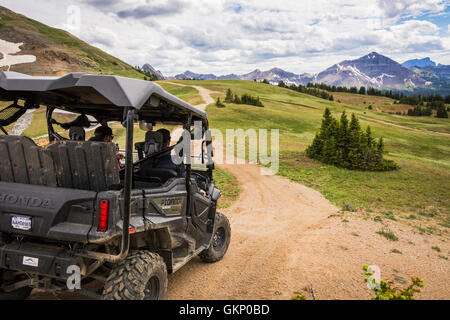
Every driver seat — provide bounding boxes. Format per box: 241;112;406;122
144;131;163;156
135;131;164;159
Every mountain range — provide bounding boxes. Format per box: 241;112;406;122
169;53;450;94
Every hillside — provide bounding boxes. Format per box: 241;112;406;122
0;6;143;78
163;80;449;218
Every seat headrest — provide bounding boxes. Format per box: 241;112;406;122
144;131;163;156
69;127;85;141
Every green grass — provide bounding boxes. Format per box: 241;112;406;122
376;230;399;241
159;79;450;225
158;83;205;106
213;168;240;209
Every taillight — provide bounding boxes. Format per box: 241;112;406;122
97;200;110;232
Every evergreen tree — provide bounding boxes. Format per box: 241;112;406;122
215;97;225;108
436;104;448;118
225;89;233;102
306;109;398;171
359;87;366;95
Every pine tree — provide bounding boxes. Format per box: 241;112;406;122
436;104;448;118
359;86;366;95
366;126;374;148
225;89;233;102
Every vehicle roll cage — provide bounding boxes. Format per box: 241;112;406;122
0;71;214;263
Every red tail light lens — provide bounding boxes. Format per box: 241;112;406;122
97;200;110;232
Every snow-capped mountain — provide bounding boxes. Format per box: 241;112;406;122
315;52;426;89
170;52;448;91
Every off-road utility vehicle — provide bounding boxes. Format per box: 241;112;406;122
0;71;231;300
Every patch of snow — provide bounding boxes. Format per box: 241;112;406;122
0;38;36;70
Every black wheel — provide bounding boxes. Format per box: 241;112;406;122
102;251;167;300
200;212;231;263
0;270;32;300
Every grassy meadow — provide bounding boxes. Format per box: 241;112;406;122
160;80;450;227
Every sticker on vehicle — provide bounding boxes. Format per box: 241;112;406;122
11;215;32;231
23;256;39;267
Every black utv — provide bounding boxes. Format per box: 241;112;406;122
0;71;231;300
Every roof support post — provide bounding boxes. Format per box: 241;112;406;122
185;112;192;217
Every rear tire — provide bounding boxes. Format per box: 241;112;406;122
102;251;167;300
0;270;32;300
200;212;231;263
0;286;32;300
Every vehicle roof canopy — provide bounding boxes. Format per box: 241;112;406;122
0;72;208;126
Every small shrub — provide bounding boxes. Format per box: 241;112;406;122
418;211;435;217
438;255;448;260
431;246;441;252
391;249;402;254
291;294;307;300
374;216;383;222
215;97;225;108
382;211;397;221
406;214;417;220
342;202;355;212
376;229;399;241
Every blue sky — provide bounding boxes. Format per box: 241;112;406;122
1;0;449;75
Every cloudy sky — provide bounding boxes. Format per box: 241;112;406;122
2;0;450;76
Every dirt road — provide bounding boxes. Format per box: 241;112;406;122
165;83;339;299
359;114;450;136
167;161;337;299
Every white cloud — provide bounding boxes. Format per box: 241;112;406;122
1;0;449;75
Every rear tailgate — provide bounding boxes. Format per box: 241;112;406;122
0;182;96;243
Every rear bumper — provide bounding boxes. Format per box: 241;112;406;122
0;242;79;278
